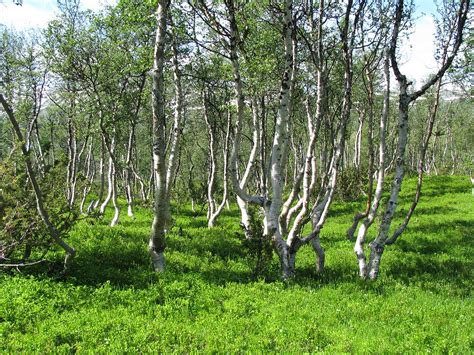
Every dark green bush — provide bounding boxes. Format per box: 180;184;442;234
0;154;78;265
336;166;368;201
242;205;273;278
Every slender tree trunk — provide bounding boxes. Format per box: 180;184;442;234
354;111;364;169
354;49;390;278
110;161;121;227
99;148;113;215
66;93;77;208
204;90;217;221
208;104;231;228
165;36;183;202
149;0;171;272
347;66;377;240
80;139;94;214
236;101;260;235
93;137;106;210
387;55;445;244
125;124;136;218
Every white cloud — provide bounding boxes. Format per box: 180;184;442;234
0;0;118;30
0;1;56;30
398;15;438;88
79;0;117;12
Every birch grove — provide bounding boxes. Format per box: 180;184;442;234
0;0;471;280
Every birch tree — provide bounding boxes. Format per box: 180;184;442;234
149;0;184;272
365;0;470;280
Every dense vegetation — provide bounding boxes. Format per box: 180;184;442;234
1;175;473;352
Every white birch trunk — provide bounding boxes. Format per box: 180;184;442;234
165;37;183;201
93;137;106;210
149;0;170;272
266;0;294;278
354;49;390;278
110;161;120;227
236;101;260;234
208;105;231;228
204;91;217;221
99;154;113;215
124;125;135;218
66;100;77;208
354;111;364;169
80;139;94;214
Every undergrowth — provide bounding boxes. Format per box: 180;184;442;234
0;175;472;352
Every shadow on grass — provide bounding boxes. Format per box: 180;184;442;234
400;205;458;216
14;190;473;296
383;255;472;297
18;232;472;297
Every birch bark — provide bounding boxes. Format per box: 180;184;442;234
149;0;171;272
354;49;390;278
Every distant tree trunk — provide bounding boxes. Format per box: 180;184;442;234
208;103;231;228
124;124;135;217
204;90;217;221
92;136;106;210
110;160;120;227
80;138;95;214
99;141;113;214
347;62;378;240
66;89;77;208
124;74;146;218
353;109;364;169
165;35;183;201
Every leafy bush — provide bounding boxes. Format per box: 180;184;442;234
336;166;368;201
0;154;78;265
242;205;273;278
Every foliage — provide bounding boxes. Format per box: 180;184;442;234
335;166;368;201
0;154;78;264
242;204;273;278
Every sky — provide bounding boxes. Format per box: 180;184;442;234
0;0;440;89
0;0;117;28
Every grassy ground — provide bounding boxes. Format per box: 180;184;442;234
1;175;473;352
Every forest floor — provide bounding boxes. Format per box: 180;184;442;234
0;175;473;352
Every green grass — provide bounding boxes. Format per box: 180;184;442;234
1;175;473;352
